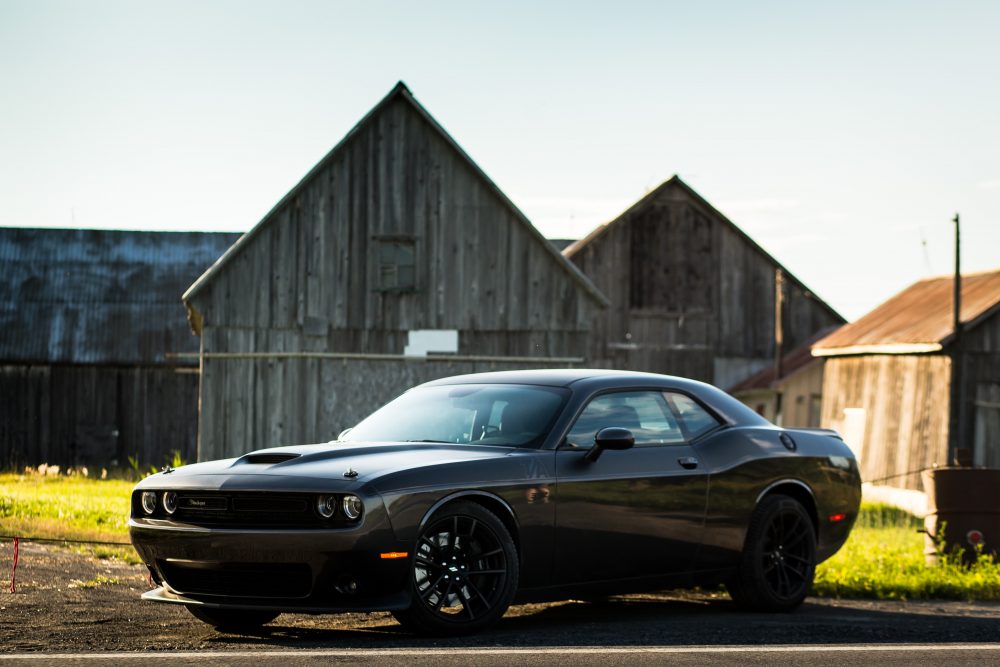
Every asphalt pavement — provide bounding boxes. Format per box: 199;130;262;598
3;645;1000;666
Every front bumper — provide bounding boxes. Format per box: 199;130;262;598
128;503;412;612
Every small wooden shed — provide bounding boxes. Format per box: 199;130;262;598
564;176;844;389
814;269;1000;490
183;82;608;460
0;228;240;470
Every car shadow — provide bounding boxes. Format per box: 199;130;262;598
200;594;1000;648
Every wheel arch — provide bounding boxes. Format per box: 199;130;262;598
419;490;521;560
756;479;819;537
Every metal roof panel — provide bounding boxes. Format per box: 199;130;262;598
0;228;241;364
813;269;1000;354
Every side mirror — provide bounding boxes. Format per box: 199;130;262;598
584;427;635;462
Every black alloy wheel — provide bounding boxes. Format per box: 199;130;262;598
186;606;280;631
393;501;518;636
728;494;816;612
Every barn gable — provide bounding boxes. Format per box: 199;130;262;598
184;82;608;458
565;176;843;387
184;82;606;349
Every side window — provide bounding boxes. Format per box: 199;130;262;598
564;391;685;448
664;392;720;440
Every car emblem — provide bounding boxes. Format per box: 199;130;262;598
344;468;359;478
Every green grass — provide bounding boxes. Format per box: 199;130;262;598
0;471;139;563
3;474;1000;598
814;502;1000;600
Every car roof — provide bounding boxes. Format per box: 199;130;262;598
420;368;677;388
419;369;770;426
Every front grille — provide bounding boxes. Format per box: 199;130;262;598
159;561;312;598
133;491;349;528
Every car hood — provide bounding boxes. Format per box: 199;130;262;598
134;441;515;492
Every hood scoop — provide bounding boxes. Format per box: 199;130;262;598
241;453;301;465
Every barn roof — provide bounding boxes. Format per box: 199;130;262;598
813;268;1000;356
183;81;608;308
563;175;843;324
0;227;241;365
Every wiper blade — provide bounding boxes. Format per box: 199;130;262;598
404;439;453;444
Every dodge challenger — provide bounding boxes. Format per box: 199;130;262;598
129;369;861;635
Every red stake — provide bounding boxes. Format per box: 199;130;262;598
9;537;18;594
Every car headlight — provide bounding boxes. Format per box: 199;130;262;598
163;491;178;514
141;491;157;515
342;495;363;520
317;495;337;518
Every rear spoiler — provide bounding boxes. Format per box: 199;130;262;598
786;427;843;440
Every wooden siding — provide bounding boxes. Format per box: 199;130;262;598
198;357;581;459
568;179;842;384
0;365;198;470
735;360;824;428
820;354;951;491
963;308;1000;353
955;311;1000;457
778;361;824;428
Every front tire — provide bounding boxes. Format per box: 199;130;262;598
186;606;279;631
727;494;816;612
392;502;518;636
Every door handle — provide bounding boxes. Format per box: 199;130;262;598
677;457;699;470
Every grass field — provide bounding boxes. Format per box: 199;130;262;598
814;502;1000;600
0;471;137;562
3;472;1000;599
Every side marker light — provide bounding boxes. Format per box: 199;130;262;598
380;552;409;560
829;513;847;523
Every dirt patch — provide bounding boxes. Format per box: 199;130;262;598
3;542;1000;653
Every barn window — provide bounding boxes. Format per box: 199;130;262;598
375;238;416;291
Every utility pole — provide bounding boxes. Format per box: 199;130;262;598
948;213;964;465
773;268;784;426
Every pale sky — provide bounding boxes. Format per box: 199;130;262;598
2;0;998;320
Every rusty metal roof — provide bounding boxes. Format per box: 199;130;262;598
813;268;1000;356
0;228;241;365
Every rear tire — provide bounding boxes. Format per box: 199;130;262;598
727;494;816;612
392;502;518;636
186;606;279;630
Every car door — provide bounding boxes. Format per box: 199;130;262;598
553;389;713;584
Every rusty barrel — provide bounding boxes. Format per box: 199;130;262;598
922;468;1000;565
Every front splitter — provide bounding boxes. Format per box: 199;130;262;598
141;586;411;614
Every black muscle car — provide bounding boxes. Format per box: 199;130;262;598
129;369;861;635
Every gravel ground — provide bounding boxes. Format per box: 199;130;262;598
2;541;1000;653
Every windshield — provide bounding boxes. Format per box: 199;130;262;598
342;383;570;447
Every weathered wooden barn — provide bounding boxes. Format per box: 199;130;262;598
183;82;608;461
0;227;240;470
563;176;844;389
814;269;1000;490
